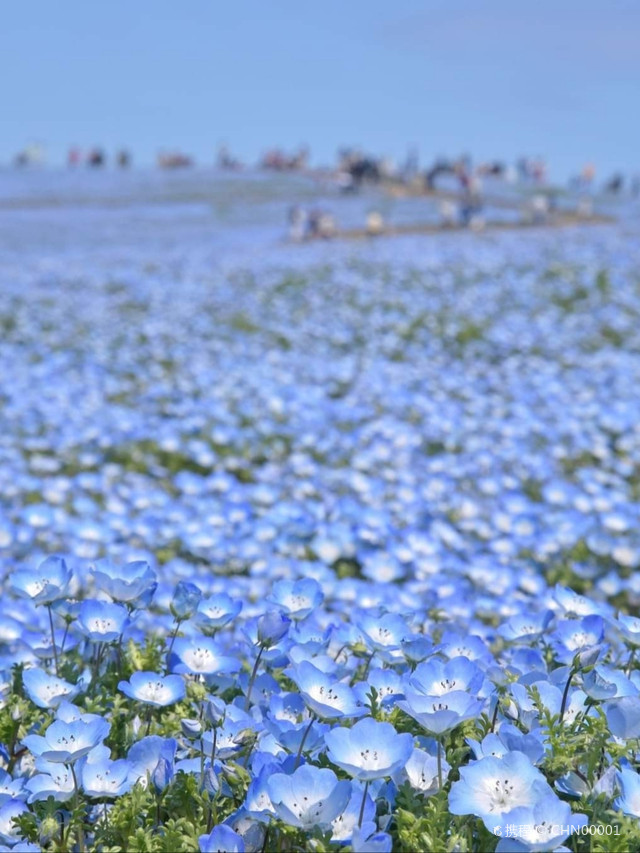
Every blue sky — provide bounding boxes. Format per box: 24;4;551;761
1;0;638;180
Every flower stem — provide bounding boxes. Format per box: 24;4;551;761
294;714;316;769
145;705;153;736
626;648;636;677
47;604;60;676
358;780;370;828
350;651;374;686
60;621;70;655
69;763;86;853
361;651;375;681
559;667;576;722
244;644;265;711
164;617;183;674
116;631;125;680
437;738;443;790
261;825;270;853
210;726;218;766
490;695;500;733
333;643;347;663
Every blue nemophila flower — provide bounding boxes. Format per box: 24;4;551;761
169;635;239;676
22;717;110;763
180;718;202;739
21;628;76;661
201;761;220;798
198;825;245;853
201;716;256;762
553;585;605;618
266;765;351;830
0;771;24;805
223;806;266;851
357;612;409;657
55;701;104;724
91;559;157;606
583;665;637;700
438;631;493;664
267;578;323;620
615;612;640;647
331;784;376;842
555;764;617;800
257;610;291;647
204;697;227;726
361;551;405;583
353;667;404;708
196;593;243;631
0;845;40;853
287;647;340;676
400;633;437;664
614;766;640;818
467;724;545;766
0;799;28;845
79;745;131;798
243;766;277;821
11;555;72;605
325;717;413;781
499;610;554;643
25;758;75;803
237;672;279;710
409;656;485;697
170;581;202;619
118;671;186;706
506;682;541;731
393;746;447;794
288;618;333;652
77;599;130;642
126;736;177;788
550;615;605;665
288;661;365;719
398;690;484;735
605;696;640;738
532;682;588;726
448;751;555;832
349;827;393;853
22;668;79;709
267;713;328;757
151;756;174;793
494;795;587;851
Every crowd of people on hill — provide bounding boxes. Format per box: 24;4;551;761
7;142;640;200
65;147;131;168
260;146;309;172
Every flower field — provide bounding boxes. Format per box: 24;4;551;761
1;177;640;851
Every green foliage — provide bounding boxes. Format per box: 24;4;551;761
395;789;480;852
